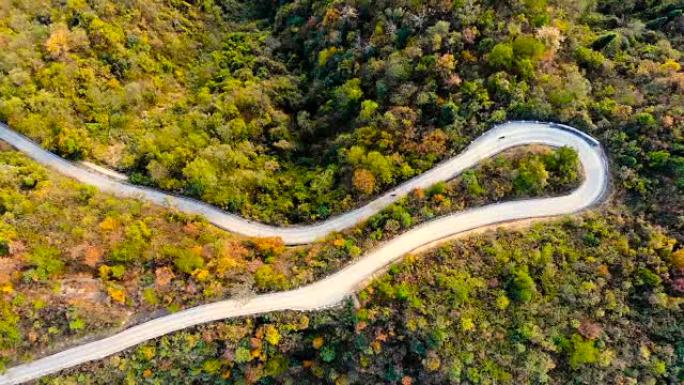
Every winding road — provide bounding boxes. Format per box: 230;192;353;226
0;121;609;384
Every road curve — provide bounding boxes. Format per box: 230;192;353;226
1;121;603;245
0;121;609;384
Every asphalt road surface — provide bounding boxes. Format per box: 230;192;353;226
0;121;609;384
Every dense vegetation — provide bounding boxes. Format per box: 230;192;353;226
270;0;684;234
41;214;684;384
0;144;578;369
1;0;682;231
0;0;682;383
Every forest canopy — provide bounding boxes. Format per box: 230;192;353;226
0;0;681;234
0;0;682;383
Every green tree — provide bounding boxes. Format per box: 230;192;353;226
333;78;364;112
489;43;514;69
575;47;606;70
0;239;9;257
513;158;549;195
512;35;545;60
235;346;251;363
183;158;219;197
462;170;485;197
507;267;536;303
359;100;379;121
254;264;289;290
320;345;336;362
544;147;579;185
365;151;394;185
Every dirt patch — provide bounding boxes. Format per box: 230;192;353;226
0;140;13;151
0;258;19;284
59;276;107;304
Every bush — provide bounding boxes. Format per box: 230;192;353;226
0;239;9;257
507;268;536;303
637;268;662;287
167;248;205;275
568;334;600;368
575;47;605;70
23;246;64;282
254;265;289;290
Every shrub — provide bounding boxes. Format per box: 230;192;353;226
167;247;205;275
568;334;600;368
23;246;64;282
0;239;9;257
254;265;289;290
637;268;662;287
507;268;536;303
575;47;605;70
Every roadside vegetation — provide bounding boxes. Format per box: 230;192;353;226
42;214;684;384
0;144;579;369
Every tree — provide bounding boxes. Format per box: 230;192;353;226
513;158;549;195
512;35;545;60
637;268;662;287
488;43;514;69
648;150;670;169
436;53;456;77
202;359;222;374
320;345;336;362
254;265;289;290
568;334;600;368
462;170;485;197
264;325;281;346
544;147;579;185
45;24;72;59
235;346;251;363
333;78;363;112
352;168;376;195
53;127;89;159
0;303;20;354
0;239;9;257
507;267;536;303
359;100;379;121
672;248;684;270
439;102;459;126
386;52;412;83
252;237;285;259
183;158;218;197
575;47;605;71
109;221;151;265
